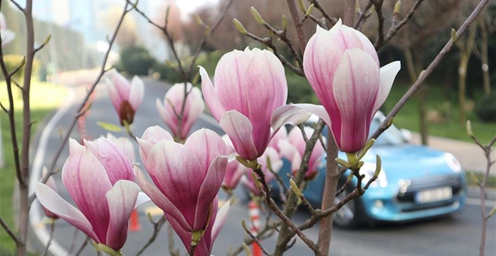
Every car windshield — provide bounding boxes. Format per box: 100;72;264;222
368;117;407;145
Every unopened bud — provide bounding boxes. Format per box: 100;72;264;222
374;155;382;178
242;243;252;256
355;1;361;12
466;120;474;137
335;157;351;168
451;28;457;42
251;7;265;25
469;172;479;185
488;206;496;218
358;139;375;160
305;4;314;16
297;0;306;12
194;14;204;26
394;1;401;14
289;179;303;198
251;171;262;191
233;18;248;34
282;15;287;30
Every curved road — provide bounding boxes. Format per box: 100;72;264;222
29;79;496;256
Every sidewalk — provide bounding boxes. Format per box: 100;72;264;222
410;133;495;176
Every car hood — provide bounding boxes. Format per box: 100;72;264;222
357;144;458;180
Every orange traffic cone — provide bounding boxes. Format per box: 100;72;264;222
248;201;262;256
129;209;141;231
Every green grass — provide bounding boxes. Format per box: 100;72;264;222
0;81;66;253
383;84;496;144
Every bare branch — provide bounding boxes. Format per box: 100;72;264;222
376;0;426;50
308;0;338;25
33;1;135;203
370;0;491;141
0;216;22;245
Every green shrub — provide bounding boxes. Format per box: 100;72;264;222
474;93;496;123
151;62;182;84
0;54;40;82
117;45;156;76
286;72;319;104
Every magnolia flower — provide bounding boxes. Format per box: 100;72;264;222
106;133;135;164
156;83;205;141
200;47;310;161
135;129;229;252
0;12;15;47
241;147;283;196
35;139;140;251
106;70;144;126
279;127;325;180
294;20;401;153
168;197;230;256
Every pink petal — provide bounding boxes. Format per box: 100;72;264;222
129;76;144;110
85;138;134;184
147;140;203;227
199;67;225;121
219;110;258;160
211;201;230;245
184;129;228;173
270;105;312;131
105;180;140;250
332;49;379;152
135;167;191;230
373;61;401;113
35;182;99;243
194;155;228;230
61;146;112;242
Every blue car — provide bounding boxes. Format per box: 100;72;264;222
277;112;467;228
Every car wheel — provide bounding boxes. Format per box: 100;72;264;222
333;183;365;229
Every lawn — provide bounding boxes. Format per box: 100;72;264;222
381;83;495;144
0;81;67;253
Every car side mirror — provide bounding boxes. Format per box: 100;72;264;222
400;129;412;142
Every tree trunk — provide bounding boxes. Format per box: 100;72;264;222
479;19;491;95
457;25;476;124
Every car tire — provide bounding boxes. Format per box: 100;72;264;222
333;182;366;229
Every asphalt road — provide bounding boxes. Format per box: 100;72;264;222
29;79;496;256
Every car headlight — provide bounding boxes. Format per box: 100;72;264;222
360;163;387;188
445;153;463;173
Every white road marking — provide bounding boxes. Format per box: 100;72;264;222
29;87;77;256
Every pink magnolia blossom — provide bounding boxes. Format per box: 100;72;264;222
279;127;325;180
0;12;15;47
241;147;283;196
168;197;230;256
135;129;229;253
156;82;205;141
200;48;310;161
35;139;140;251
106;70;144;126
296;20;401;153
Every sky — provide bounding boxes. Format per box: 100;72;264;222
175;0;219;14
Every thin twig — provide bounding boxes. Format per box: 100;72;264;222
74;236;90;256
354;1;373;29
135;216;167;256
40;220;55;256
376;0;425;50
308;0;338;25
0;216;22;244
370;0;490;141
241;222;272;256
32;1;134;204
